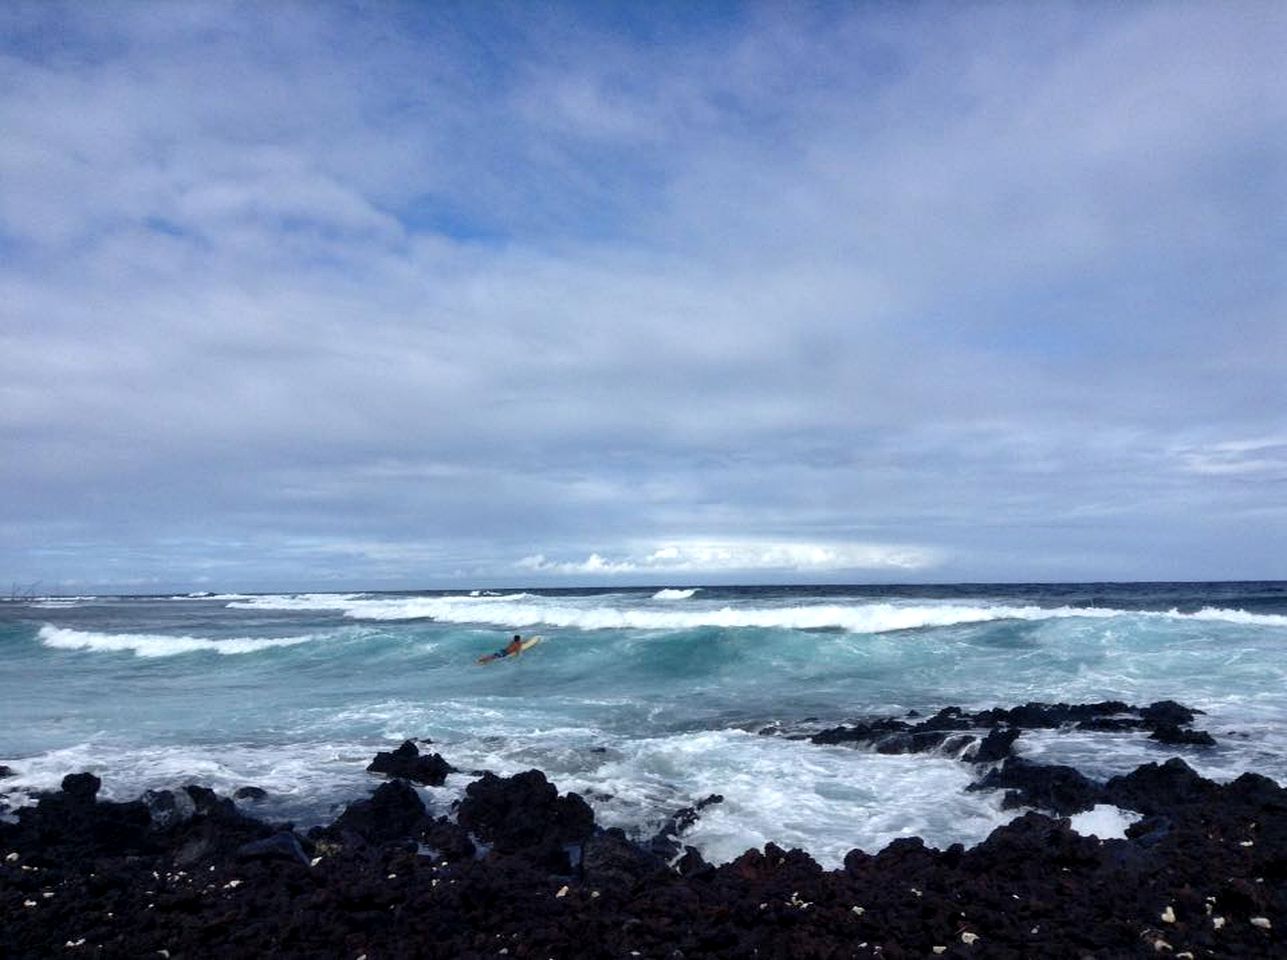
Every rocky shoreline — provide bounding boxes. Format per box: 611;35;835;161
2;701;1283;958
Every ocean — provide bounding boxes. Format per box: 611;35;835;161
2;582;1285;868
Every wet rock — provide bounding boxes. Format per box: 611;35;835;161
583;827;666;887
235;830;311;865
421;816;476;863
234;785;268;801
61;771;101;803
648;793;723;860
811;717;910;746
970;726;1021;763
1104;758;1220;815
968;757;1102;815
1148;722;1216;747
332;779;427;845
0;764;14;779
142;788;197;829
456;770;595;854
1140;700;1201;727
366;739;455;786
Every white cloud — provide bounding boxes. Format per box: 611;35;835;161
518;540;941;576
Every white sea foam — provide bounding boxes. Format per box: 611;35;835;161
422;726;1014;866
0;739;382;824
225;593;1287;634
38;625;327;658
653;588;700;600
1068;804;1141;840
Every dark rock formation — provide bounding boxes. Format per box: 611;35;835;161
1149;721;1217;746
647;793;724;861
456;769;594;854
1;718;1282;959
330;779;427;845
970;725;1021;762
967;756;1103;815
234;785;268;801
366;739;455;786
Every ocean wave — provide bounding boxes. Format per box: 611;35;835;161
653;588;700;600
225;593;1287;633
1184;606;1287;628
38;625;328;658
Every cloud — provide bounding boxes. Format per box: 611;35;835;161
518;540;941;577
0;2;1283;589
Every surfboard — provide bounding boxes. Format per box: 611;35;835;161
477;635;543;664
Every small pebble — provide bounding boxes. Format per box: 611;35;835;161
1213;916;1226;930
1250;917;1271;930
555;885;569;898
961;932;979;945
1160;906;1175;923
851;905;865;916
23;900;37;908
1240;840;1254;847
932;949;946;956
5;852;18;862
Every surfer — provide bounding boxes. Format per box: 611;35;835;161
478;634;524;664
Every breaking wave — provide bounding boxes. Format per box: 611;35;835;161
224;593;1287;634
38;625;328;658
653;588;700;600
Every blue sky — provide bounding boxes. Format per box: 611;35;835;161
1;1;1284;592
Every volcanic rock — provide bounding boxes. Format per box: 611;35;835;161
366;739;455;786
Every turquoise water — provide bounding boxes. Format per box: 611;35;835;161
2;583;1285;866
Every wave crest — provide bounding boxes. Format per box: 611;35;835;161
38;625;326;658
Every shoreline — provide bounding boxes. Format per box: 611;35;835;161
3;701;1284;958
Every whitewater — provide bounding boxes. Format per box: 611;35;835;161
2;582;1285;868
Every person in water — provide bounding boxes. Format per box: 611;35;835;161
478;635;524;663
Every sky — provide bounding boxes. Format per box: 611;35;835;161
1;1;1284;593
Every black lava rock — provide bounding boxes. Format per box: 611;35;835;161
61;771;101;803
970;726;1021;763
457;769;595;854
367;739;456;786
332;779;427;845
1148;722;1216;746
968;756;1103;816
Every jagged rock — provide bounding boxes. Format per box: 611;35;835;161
970;727;1021;763
648;794;723;860
583;827;666;887
968;757;1102;815
1140;700;1201;726
235;830;311;865
366;739;455;786
1104;758;1220;815
811;717;910;746
61;771;101;803
421;816;476;862
1148;722;1216;746
332;779;427;845
456;770;595;854
142;788;197;829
